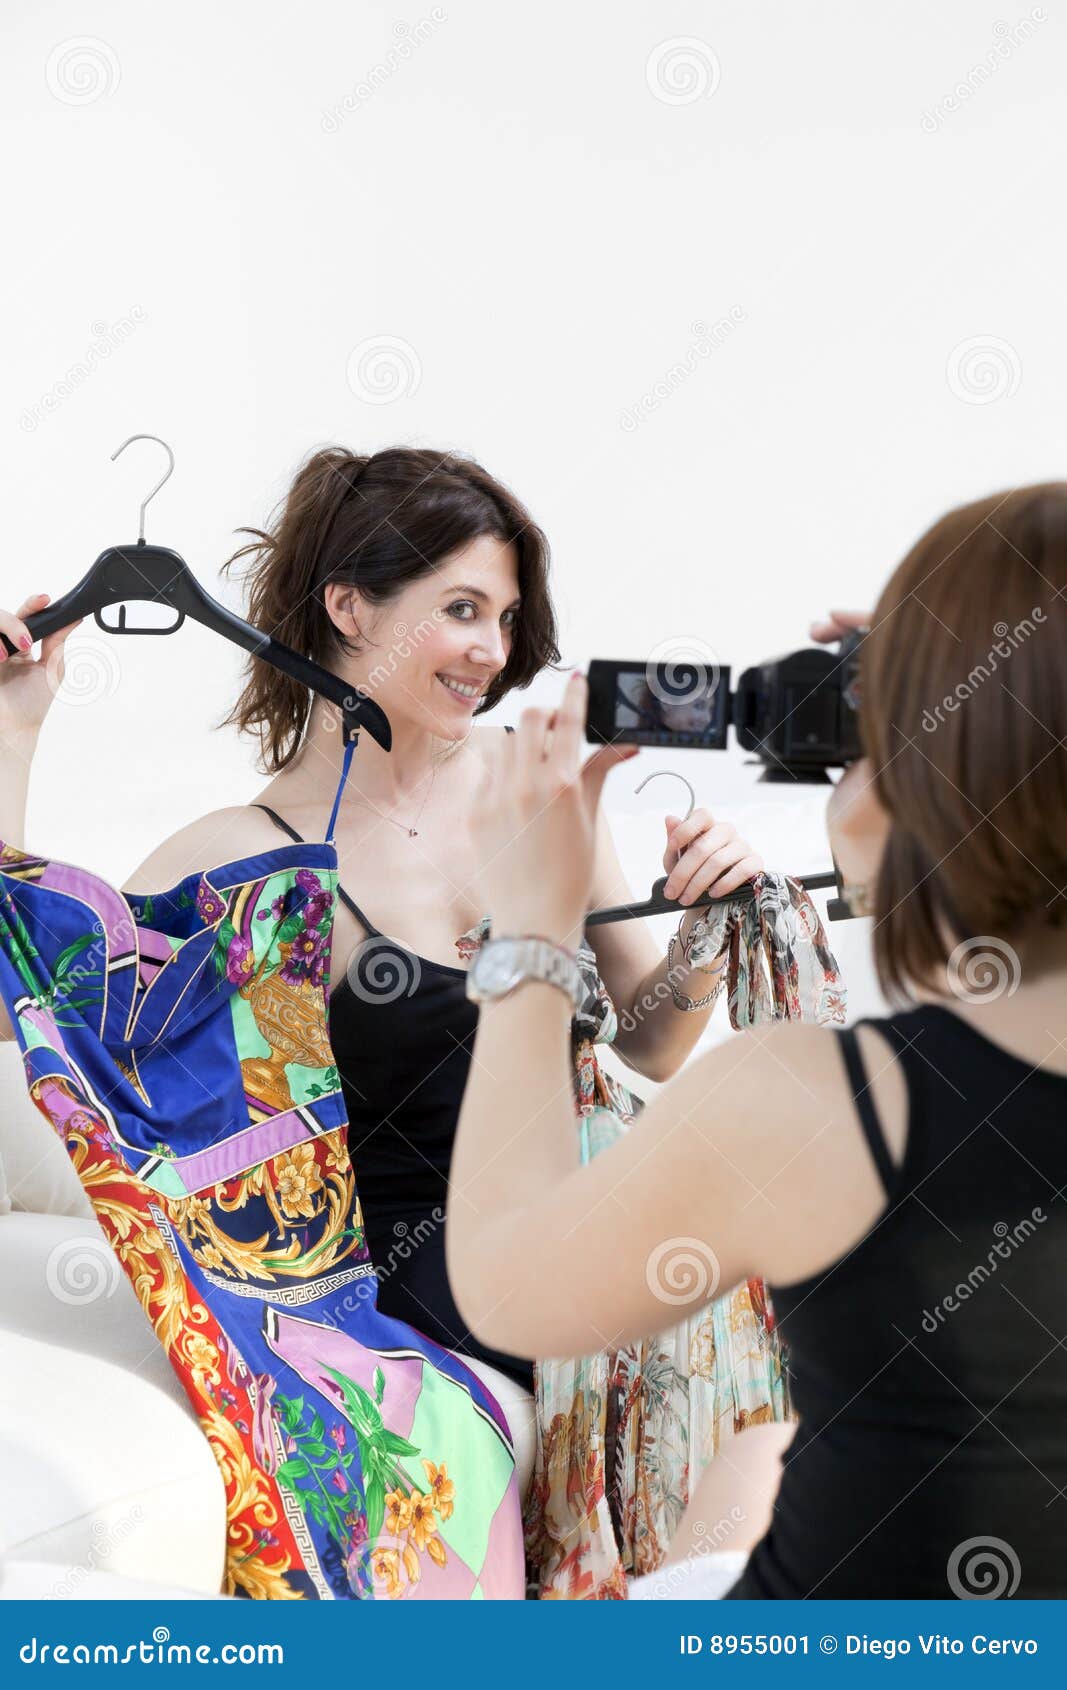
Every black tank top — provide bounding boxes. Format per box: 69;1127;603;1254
729;1000;1067;1599
252;727;533;1393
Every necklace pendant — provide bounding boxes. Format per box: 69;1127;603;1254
409;827;418;837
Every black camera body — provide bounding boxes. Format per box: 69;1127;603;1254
586;631;863;781
735;631;863;779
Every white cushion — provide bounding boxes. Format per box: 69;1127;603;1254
0;1560;231;1601
0;1045;94;1220
629;1549;749;1599
0;1211;226;1594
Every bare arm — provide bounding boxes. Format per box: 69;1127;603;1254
447;995;903;1358
445;671;903;1360
583;792;760;1083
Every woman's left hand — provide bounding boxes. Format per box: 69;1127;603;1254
470;673;639;945
662;808;764;905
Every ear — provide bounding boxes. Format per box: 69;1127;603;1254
323;581;367;639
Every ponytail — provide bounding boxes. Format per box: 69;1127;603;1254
216;444;559;773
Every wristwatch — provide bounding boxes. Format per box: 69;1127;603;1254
466;935;585;1012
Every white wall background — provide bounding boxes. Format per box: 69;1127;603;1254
3;0;1065;1049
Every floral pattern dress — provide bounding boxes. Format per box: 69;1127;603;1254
455;895;819;1602
0;816;525;1601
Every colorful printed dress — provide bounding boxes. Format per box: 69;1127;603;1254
0;739;524;1601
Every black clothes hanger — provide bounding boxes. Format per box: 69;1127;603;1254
0;435;390;751
585;869;839;925
585;766;842;925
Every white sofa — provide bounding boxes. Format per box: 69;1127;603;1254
0;1045;229;1596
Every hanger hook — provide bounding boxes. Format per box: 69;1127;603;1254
633;769;696;822
110;434;175;542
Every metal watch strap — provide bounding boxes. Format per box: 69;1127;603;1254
469;935;584;1011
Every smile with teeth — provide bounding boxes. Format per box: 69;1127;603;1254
436;674;484;700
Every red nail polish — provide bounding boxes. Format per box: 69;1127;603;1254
19;635;32;650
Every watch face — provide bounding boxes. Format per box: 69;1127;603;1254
474;942;520;994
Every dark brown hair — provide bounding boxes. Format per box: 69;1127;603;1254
217;446;560;771
861;482;1067;1000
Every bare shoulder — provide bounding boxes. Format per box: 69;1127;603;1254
668;1019;909;1286
119;804;288;897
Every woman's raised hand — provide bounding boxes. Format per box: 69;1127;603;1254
662;808;764;903
469;672;638;946
0;592;84;739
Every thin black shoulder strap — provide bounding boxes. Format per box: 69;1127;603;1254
250;803;380;936
253;802;303;845
835;1023;897;1200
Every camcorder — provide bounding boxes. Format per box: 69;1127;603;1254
585;630;865;783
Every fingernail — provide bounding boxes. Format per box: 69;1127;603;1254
19;635;31;650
